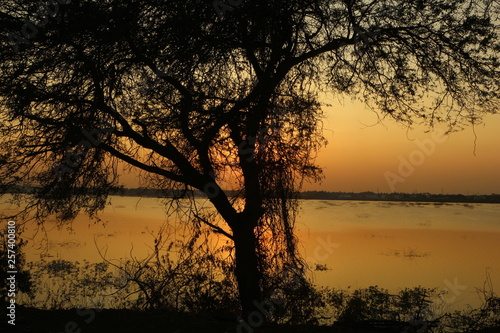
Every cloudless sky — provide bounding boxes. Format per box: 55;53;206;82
310;95;500;195
119;96;499;195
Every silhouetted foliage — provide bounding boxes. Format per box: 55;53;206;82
0;0;499;316
105;228;240;315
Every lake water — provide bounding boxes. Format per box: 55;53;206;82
3;196;500;310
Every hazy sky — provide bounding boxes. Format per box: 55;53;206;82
310;95;500;195
119;96;500;195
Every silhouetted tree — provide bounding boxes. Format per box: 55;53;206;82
0;0;498;317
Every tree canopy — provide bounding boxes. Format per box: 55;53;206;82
1;0;498;318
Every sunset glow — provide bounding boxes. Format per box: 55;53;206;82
120;99;500;195
310;98;500;194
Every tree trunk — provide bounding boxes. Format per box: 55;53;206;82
232;221;262;319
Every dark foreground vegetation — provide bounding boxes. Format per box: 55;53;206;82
3;306;500;333
1;0;499;326
2;257;499;333
2;227;500;333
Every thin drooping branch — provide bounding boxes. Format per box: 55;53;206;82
193;213;234;240
0;0;498;319
99;143;186;184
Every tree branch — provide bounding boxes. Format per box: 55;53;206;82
193;213;234;240
99;142;188;185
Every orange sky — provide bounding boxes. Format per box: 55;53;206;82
119;97;500;195
310;96;500;194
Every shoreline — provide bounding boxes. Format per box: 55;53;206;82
2;186;499;204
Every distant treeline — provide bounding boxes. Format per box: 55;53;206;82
299;191;500;203
2;185;499;203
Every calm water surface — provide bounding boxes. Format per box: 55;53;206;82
5;196;500;310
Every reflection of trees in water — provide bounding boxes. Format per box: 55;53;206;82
1;0;499;320
24;259;115;309
16;243;500;330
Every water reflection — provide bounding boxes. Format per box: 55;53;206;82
4;197;500;310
